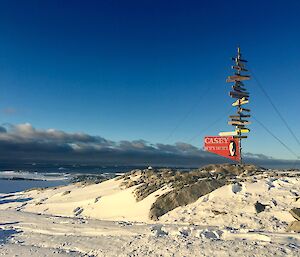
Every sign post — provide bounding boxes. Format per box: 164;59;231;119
226;47;251;164
203;47;251;164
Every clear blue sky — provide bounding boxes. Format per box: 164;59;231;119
0;0;300;160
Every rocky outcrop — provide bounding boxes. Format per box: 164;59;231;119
287;221;300;232
199;163;263;176
116;163;263;220
72;174;109;185
120;168;215;202
149;179;226;220
286;207;300;232
289;208;300;221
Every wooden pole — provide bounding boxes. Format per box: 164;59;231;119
237;47;242;165
227;46;250;165
239;135;242;165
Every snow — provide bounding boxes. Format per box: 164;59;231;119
0;172;300;256
0;178;170;222
161;176;300;232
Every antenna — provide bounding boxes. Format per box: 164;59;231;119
226;47;251;164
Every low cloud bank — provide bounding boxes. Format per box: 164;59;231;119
0;123;298;168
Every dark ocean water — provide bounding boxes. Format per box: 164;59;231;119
0;179;69;193
0;164;149;174
0;165;136;194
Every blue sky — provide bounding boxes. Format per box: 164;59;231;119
0;0;300;161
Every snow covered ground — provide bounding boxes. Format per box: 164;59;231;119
161;176;300;231
0;171;299;256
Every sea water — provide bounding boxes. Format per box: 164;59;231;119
0;179;69;193
0;165;142;193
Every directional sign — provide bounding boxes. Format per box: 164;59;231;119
231;88;249;94
230;94;248;100
233;135;248;139
229;115;241;119
231;65;248;72
204;136;240;161
228;120;251;126
219;131;238;136
232;98;249;106
229;92;249;99
230;118;248;122
226;75;250;83
232;57;248;63
238;108;250;113
240;114;251;118
232;85;247;92
231;89;249;94
230;114;250;119
236;128;250;133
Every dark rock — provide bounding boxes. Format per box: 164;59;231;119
200;163;263;176
135;182;163;201
290;208;300;221
287;221;300;232
72;174;108;184
149;179;226;220
62;190;71;196
212;210;227;215
255;201;267;213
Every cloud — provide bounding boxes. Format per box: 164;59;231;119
244;152;273;160
0;123;298;168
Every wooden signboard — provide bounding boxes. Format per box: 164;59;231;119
238;108;250;113
229;91;249;98
228;120;251;126
232;98;249;106
232;57;248;63
230;118;249;122
233;135;248;139
236;128;250;133
232;85;247;92
229;115;241;119
240;114;250;118
230;114;250;119
219;131;238;136
232;65;248;72
226;75;250;82
232;100;249;106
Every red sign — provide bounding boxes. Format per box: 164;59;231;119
204;136;240;161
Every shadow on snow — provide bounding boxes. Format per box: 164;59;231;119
0;197;32;205
0;227;22;244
